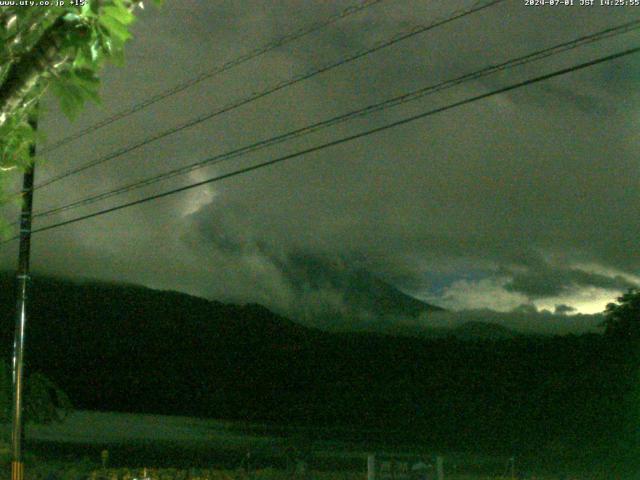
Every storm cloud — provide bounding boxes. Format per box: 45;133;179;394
500;251;639;298
1;0;639;330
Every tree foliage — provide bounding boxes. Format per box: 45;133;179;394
601;288;640;341
0;361;72;425
0;0;162;177
599;289;640;450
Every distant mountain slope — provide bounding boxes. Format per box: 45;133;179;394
451;321;519;340
274;255;443;329
343;269;444;317
0;273;625;452
0;272;324;418
365;319;520;340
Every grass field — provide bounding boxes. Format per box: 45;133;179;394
0;411;637;479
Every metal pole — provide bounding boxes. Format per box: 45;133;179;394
10;116;36;480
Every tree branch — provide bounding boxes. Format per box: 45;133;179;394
0;0;144;130
0;15;71;128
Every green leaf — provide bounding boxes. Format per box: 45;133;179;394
103;2;135;25
90;40;102;62
63;12;82;22
0;114;37;171
51;80;85;120
97;27;126;65
74;44;93;68
11;124;34;141
73;68;102;104
98;13;132;43
81;0;97;18
64;24;92;50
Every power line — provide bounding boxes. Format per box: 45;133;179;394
3;44;637;243
29;0;506;194
40;0;387;154
33;0;504;191
31;18;640;221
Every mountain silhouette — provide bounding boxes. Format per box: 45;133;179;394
0;272;629;453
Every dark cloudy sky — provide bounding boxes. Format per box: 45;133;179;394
2;0;639;333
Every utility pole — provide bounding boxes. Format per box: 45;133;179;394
11;115;36;480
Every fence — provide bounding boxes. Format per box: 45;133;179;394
366;454;443;480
